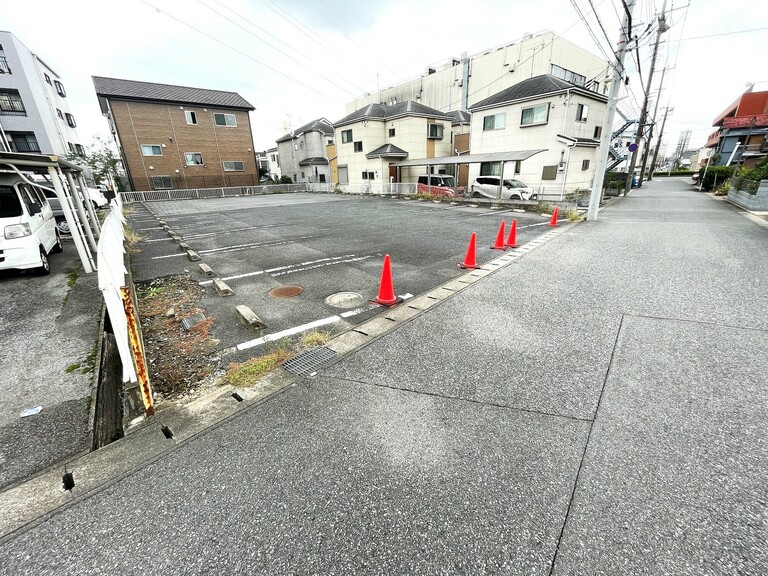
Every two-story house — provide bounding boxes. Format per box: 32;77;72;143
468;74;608;199
333;101;454;187
0;31;83;156
93;76;257;191
275;118;334;184
706;87;768;168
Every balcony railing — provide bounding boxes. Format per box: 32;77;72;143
0;57;10;74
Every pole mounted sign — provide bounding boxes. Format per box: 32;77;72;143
628;143;639;153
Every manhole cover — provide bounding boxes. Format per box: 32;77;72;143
325;291;366;309
268;285;303;298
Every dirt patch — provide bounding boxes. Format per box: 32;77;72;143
136;274;219;398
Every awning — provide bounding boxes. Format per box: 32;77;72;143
391;149;546;167
298;157;329;166
366;144;408;159
557;134;600;148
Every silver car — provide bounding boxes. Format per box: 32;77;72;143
470;176;537;200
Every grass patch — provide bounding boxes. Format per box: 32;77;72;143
65;363;81;373
221;349;294;387
123;224;143;254
300;330;332;349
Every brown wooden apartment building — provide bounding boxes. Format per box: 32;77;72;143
93;76;257;191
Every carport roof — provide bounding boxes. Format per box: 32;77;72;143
0;151;83;173
391;149;546;167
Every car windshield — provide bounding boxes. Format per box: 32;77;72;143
438;176;455;187
508;180;526;188
0;186;23;217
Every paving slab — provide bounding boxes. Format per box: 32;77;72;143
0;379;589;575
552;314;768;574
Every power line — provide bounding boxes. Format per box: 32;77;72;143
672;26;768;42
137;0;341;103
196;0;364;96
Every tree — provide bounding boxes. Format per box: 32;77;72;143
66;137;126;192
279;175;293;184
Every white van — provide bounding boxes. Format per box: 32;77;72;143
0;175;63;275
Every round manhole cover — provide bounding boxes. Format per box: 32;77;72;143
268;285;303;298
325;291;366;309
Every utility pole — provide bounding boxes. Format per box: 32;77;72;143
638;65;668;187
624;2;669;194
586;0;636;221
647;106;672;182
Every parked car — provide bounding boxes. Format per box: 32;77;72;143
87;187;108;209
470;176;537;200
417;175;456;197
0;176;63;275
41;189;93;235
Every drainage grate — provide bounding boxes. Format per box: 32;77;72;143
283;346;338;377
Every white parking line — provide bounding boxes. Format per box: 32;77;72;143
236;294;413;351
198;254;366;285
151;237;307;260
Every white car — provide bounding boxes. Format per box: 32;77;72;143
470;176;537;200
87;187;108;208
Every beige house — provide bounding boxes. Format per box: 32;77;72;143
468;74;608;199
333;101;454;187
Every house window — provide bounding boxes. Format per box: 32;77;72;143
542;165;558;180
301;171;305;179
8;133;40;153
514;160;521;174
184;152;204;165
68;142;75;152
354;141;363;152
521;103;550;126
65;113;76;128
480;162;500;176
223;161;245;171
152;176;173;190
483;113;505;131
141;144;163;156
389;128;396;137
550;64;586;86
327;138;334;145
185;110;197;125
582;159;590;171
214;113;237;126
594;126;602;139
319;174;326;183
54;80;66;97
427;123;444;139
56;108;63;119
362;171;375;180
576;103;589;122
75;144;85;156
0;90;26;115
341;129;352;143
44;73;52;85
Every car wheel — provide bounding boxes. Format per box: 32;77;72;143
36;247;51;276
511;193;522;200
51;229;63;253
471;187;481;198
56;217;71;235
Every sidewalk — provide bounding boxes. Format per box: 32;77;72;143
0;178;765;574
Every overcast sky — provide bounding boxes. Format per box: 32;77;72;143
4;0;767;155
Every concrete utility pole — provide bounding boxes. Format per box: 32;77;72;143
638;65;668;187
647;106;672;182
586;0;636;221
624;3;669;193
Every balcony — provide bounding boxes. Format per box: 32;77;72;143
0;56;11;75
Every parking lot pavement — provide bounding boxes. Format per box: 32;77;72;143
127;193;556;354
0;242;100;489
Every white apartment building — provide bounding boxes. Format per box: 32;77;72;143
468;74;608;199
333;101;454;187
346;31;610;115
0;31;83;156
266;146;281;181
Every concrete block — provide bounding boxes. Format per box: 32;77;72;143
235;305;266;329
179;242;190;251
186;250;201;262
172;235;183;243
213;278;234;296
198;263;215;277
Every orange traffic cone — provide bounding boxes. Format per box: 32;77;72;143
372;254;402;307
459;232;480;269
548;206;559;227
505;219;519;248
491;221;507;251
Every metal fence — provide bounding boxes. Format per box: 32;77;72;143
121;183;309;202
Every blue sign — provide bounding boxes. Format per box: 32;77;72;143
628;143;639;152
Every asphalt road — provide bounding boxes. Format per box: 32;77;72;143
1;180;765;574
0;242;99;490
127;194;555;355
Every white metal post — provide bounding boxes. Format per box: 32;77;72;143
587;0;636;221
48;166;95;273
62;169;97;253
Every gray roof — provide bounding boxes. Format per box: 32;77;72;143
298;157;329;166
448;110;471;126
334;100;452;127
92;76;254;110
276;117;334;143
366;144;409;159
470;74;607;111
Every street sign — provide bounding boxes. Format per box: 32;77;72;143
628;143;639;152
